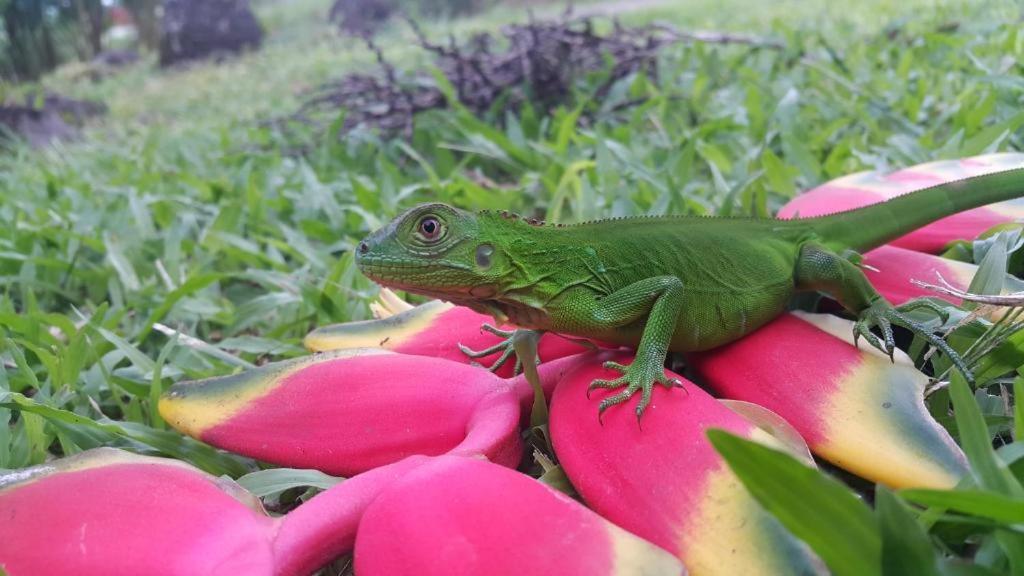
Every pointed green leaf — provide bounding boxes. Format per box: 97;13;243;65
236;467;343;498
877;487;940;576
708;429;880;576
901;488;1024;523
950;374;1024;496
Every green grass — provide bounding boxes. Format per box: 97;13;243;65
3;0;1024;570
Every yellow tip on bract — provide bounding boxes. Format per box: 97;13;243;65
0;447;145;493
793;313;967;489
610;525;685;576
159;348;391;437
680;426;822;575
0;448;263;511
820;361;963;488
303;300;453;352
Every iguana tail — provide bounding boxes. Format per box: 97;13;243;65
804;167;1024;252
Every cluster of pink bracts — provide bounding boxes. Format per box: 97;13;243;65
3;154;1024;576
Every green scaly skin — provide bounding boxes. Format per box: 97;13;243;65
356;168;1024;420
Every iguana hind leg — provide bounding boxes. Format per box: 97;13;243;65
795;242;971;381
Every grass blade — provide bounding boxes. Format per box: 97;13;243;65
949;374;1024;496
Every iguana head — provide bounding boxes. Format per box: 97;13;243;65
356;203;516;302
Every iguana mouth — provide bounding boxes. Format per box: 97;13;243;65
355;255;429;283
356;253;471;297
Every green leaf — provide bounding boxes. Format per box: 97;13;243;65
966;232;1014;309
1015;378;1024;442
960;111;1024;156
761;148;797;197
0;392;250;477
396;141;441;191
949;374;1024;496
236;467;343;498
877;487;940;576
996;530;1024;575
553;104;584;157
149;333;179;430
900;488;1024;523
96;327;155;373
103;232;141;292
707;429;880;576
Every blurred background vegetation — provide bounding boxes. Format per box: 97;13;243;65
0;0;496;82
3;0;1024;571
0;0;1022;537
1;0;157;81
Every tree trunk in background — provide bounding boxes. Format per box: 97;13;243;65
2;0;54;81
86;0;104;56
40;19;58;72
123;0;160;50
1;0;94;80
72;0;104;58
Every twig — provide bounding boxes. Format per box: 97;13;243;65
912;273;1024;307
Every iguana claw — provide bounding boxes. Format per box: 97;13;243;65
459;324;539;375
588;360;683;424
853;299;972;382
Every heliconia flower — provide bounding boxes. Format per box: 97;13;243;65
688;312;968;489
354;454;684;575
160;348;592;476
162;339;817;573
304;298;591;377
550;352;824;576
0;448;681;576
779;153;1024;253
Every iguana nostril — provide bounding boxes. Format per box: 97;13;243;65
358;241;369;254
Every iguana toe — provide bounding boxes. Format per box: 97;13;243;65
589;361;684;423
855;300;972;382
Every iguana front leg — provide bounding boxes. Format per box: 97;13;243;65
795;242;970;380
573;276;687;421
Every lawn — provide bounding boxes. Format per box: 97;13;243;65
2;0;1024;572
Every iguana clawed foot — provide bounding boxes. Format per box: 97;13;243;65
458;324;539;374
853;299;971;383
587;360;684;423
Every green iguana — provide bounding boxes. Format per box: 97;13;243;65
355;169;1024;419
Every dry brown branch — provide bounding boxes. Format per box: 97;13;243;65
269;12;784;141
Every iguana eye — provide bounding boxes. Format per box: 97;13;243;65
417;216;443;241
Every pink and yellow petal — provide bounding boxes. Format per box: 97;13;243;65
688;312;967;489
160;349;523;476
861;246;1024;322
303;300;458;354
5;445;678;576
304;300;589;377
0;448;275;576
862;245;980;305
550;352;821;575
275;455;432;576
779;153;1024;253
354;455;683;576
